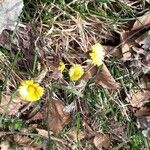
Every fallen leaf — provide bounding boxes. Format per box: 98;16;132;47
0;25;45;71
45;61;63;80
0;0;24;33
36;128;69;147
93;134;111;150
120;30;132;60
27;110;45;121
36;128;52;138
109;120;126;137
0;95;27;116
137;116;150;130
81;64;120;90
25;99;71;133
140;75;150;90
95;64;120;90
11;134;41;149
135;106;150;117
132;12;150;31
137;115;150;138
126;90;150;108
135;30;150;50
129;47;150;74
47;99;70;133
67;127;85;142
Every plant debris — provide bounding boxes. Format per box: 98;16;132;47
0;1;150;149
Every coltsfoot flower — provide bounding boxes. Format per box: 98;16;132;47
69;64;84;81
18;80;44;101
89;43;105;66
58;61;65;72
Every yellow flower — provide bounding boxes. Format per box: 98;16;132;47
58;61;65;72
18;80;44;101
89;43;105;66
69;64;84;81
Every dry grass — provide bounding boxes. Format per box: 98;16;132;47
0;0;150;149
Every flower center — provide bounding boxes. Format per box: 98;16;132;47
27;85;35;93
74;70;81;77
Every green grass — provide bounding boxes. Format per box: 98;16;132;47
0;0;149;149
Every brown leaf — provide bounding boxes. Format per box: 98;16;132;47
27;110;45;121
0;25;45;71
135;30;150;50
137;115;150;138
140;75;150;90
81;64;120;90
129;47;150;74
109;120;125;137
93;134;111;150
47;99;70;133
12;135;41;149
96;64;120;90
36;128;50;138
120;30;132;60
0;95;27;116
126;90;150;108
36;128;70;147
67;127;85;142
26;99;71;133
132;12;150;31
135;106;150;117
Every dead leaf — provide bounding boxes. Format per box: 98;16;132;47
81;64;120;90
36;128;51;138
137;116;150;138
120;30;132;60
135;30;150;50
0;95;27;116
132;12;150;31
36;128;70;148
109;120;126;137
27;110;45;121
140;75;150;90
0;0;24;33
96;64;120;90
25;99;71;133
11;134;41;149
93;134;111;150
47;99;70;133
137;115;150;130
0;25;46;71
128;47;150;74
67;127;85;142
126;90;150;108
135;106;150;117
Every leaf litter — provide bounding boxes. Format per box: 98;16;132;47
0;1;150;149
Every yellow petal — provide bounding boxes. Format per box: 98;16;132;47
69;64;84;81
58;61;65;72
89;43;105;66
18;80;44;101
